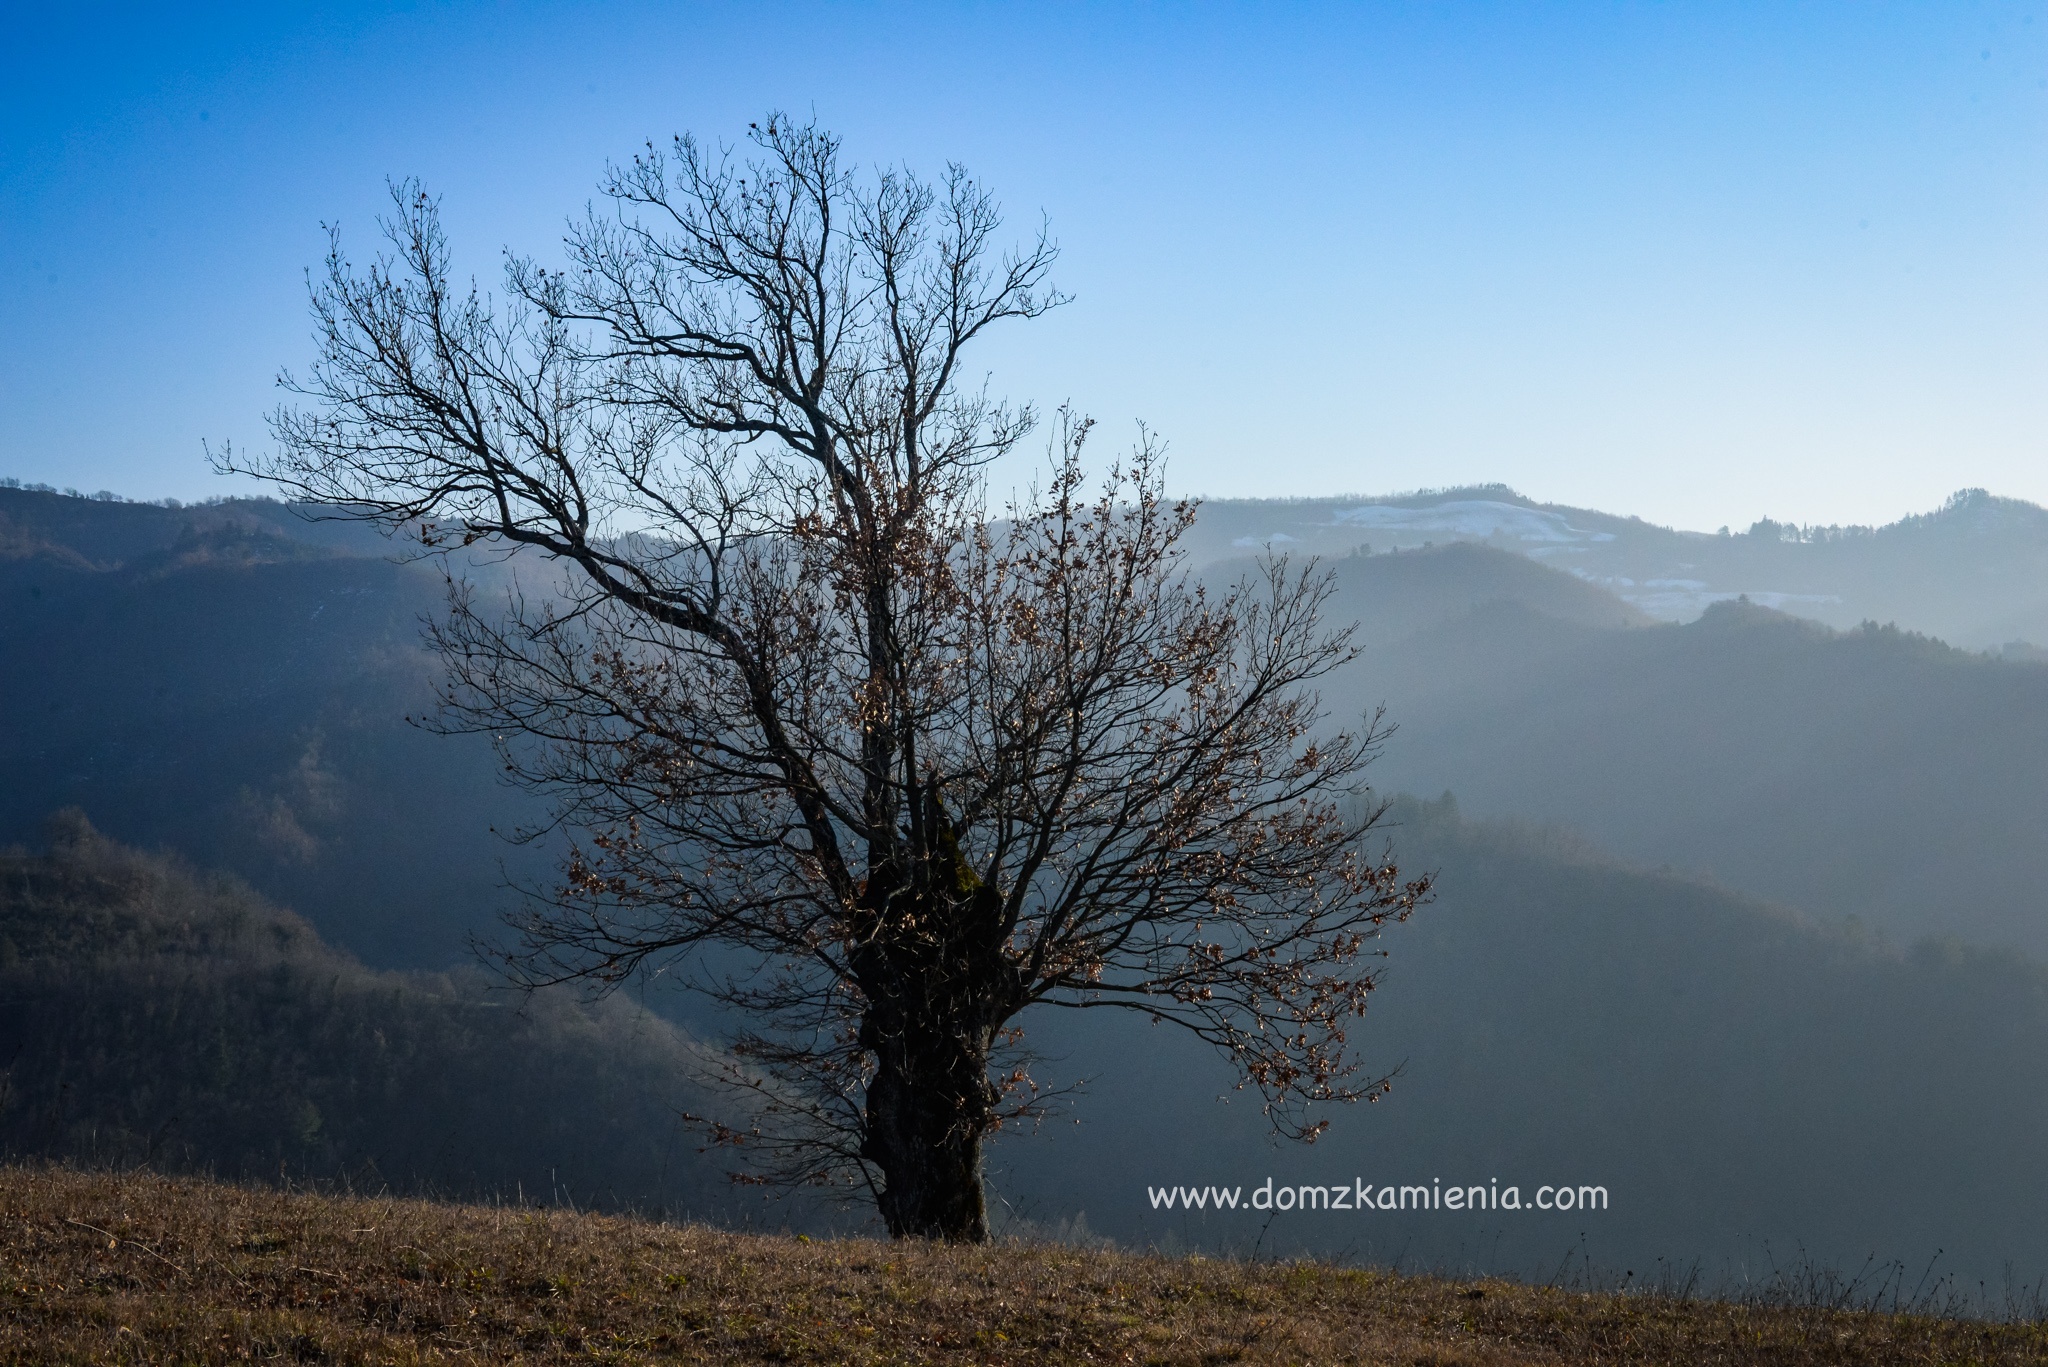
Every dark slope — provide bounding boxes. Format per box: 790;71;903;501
0;489;541;967
0;814;725;1211
1352;596;2048;952
1206;540;1653;645
0;486;390;567
993;797;2048;1286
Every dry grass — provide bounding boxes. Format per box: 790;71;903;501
3;1165;2044;1365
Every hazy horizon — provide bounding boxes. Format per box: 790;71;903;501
6;2;2045;530
1;470;2035;545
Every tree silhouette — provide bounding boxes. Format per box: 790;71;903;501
227;117;1428;1241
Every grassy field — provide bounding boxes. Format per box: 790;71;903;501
3;1166;2044;1365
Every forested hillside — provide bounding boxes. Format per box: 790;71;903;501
0;486;540;965
0;811;728;1213
1180;537;2048;951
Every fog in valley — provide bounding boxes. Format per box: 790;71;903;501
6;480;2048;1287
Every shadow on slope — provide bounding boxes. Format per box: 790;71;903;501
1203;540;1652;643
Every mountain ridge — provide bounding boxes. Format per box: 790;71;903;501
1181;483;2048;649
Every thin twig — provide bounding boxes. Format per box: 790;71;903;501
64;1218;186;1275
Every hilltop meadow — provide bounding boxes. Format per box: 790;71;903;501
7;1166;2047;1366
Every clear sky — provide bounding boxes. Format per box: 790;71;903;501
3;2;2043;531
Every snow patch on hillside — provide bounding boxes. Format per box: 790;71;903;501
1331;500;1616;545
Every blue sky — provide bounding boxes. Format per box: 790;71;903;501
3;2;2043;529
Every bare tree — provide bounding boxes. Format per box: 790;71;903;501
225;117;1430;1242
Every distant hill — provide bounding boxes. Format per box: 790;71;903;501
0;812;725;1212
1208;539;1654;642
1184;485;2048;650
0;484;392;567
1200;538;2048;953
1346;587;2048;953
8;482;2048;962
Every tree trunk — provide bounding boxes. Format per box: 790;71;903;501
860;1026;993;1241
855;802;1012;1241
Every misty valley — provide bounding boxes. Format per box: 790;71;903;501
7;478;2048;1291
